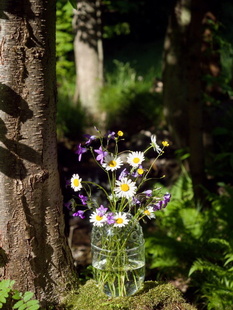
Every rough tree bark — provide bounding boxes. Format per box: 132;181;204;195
0;0;77;306
73;0;104;123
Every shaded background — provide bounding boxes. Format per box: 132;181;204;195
56;1;233;308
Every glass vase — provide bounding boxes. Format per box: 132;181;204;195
91;214;145;297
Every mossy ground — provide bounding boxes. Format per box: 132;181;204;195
64;280;197;310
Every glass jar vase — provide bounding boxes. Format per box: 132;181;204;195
91;213;145;297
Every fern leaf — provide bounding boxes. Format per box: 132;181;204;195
209;238;231;249
189;258;224;276
22;292;34;303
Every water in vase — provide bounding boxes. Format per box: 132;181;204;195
93;258;145;297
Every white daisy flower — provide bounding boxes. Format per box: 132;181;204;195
71;174;82;191
143;206;156;219
114;177;137;199
150;135;162;153
102;154;123;171
127;151;145;167
114;212;129;227
90;211;106;227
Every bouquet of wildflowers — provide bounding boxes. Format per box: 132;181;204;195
68;128;171;225
67;128;171;297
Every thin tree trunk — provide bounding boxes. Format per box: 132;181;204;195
73;0;104;122
0;0;77;306
163;0;207;202
186;0;206;201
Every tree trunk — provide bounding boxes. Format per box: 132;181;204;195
162;0;207;201
73;0;104;123
0;0;77;306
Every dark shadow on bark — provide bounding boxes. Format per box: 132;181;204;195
0;84;42;179
0;247;8;267
20;194;55;299
0;83;33;123
0;0;34;19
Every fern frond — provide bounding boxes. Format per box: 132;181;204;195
208;238;231;249
189;258;225;276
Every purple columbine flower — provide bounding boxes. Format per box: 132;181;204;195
75;143;87;161
84;134;96;145
94;146;108;164
106;212;115;225
73;210;85;219
79;194;88;205
97;205;108;216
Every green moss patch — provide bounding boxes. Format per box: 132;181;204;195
64;280;197;310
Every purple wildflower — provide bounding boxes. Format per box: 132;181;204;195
64;201;72;210
75;143;87;161
153;193;171;211
132;196;141;205
84;134;96;145
163;193;171;208
79;194;88;205
153;201;163;211
94;146;108;164
164;193;171;202
106;131;116;140
118;168;129;180
97;205;108;216
143;190;152;198
73;210;85;219
65;178;71;188
106;212;115;225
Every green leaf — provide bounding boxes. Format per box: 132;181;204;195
0;290;9;298
18;304;27;310
0;279;14;289
25;300;39;307
0;296;6;304
224;255;233;266
12;291;21;300
22;291;34;302
13;299;24;309
27;304;40;310
68;0;76;8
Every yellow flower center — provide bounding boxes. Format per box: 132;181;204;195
144;210;150;215
73;179;80;187
133;157;140;164
116;218;123;224
120;184;130;192
108;160;117;167
96;215;103;221
117;131;123;136
137;168;144;175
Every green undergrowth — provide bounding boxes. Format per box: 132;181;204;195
0;279;40;310
64;280;197;310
